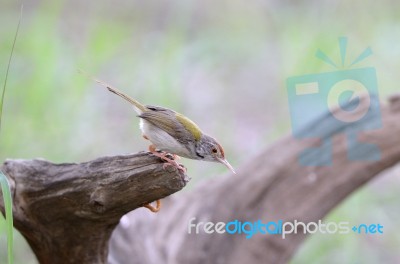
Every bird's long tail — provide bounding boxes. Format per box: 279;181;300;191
78;70;147;114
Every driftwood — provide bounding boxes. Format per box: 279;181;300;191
1;94;400;264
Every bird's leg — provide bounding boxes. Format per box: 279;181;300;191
142;146;185;212
148;145;186;173
143;200;161;213
142;145;185;212
143;135;180;162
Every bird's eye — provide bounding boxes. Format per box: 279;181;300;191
212;148;218;153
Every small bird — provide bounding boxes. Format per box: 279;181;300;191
86;75;236;212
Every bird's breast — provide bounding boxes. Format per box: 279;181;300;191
139;119;192;158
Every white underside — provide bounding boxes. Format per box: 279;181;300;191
140;119;191;157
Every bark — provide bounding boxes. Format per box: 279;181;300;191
0;153;188;264
1;94;400;264
109;94;400;264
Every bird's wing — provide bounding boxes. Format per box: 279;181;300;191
139;106;202;143
174;112;202;141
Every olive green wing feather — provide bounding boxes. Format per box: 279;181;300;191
174;112;202;141
139;106;202;143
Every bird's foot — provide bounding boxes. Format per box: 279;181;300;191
154;151;186;173
162;161;187;173
149;145;186;173
143;200;161;213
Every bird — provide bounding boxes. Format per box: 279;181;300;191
84;73;236;212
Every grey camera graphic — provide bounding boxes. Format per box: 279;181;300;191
287;38;382;166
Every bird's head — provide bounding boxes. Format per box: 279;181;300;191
195;135;236;174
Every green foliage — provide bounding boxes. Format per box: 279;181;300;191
0;172;13;264
0;5;21;264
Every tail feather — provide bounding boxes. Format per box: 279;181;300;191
78;70;146;114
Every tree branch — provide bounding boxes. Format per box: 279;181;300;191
0;153;187;264
108;95;400;264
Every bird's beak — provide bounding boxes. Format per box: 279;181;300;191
217;158;236;174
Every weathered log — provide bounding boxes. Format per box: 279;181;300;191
0;153;187;264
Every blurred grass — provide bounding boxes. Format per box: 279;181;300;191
0;172;13;264
0;0;400;263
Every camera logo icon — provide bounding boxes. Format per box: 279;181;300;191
287;37;382;166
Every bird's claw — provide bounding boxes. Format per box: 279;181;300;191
143;200;161;213
162;162;187;173
149;150;186;173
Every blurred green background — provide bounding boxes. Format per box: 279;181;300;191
1;0;400;263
